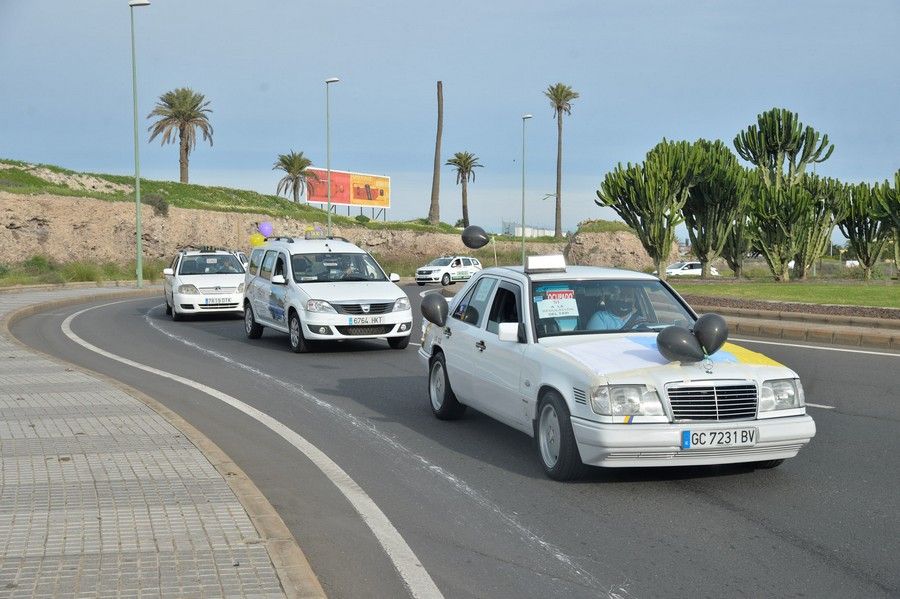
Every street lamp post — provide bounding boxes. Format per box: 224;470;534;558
521;113;533;265
129;0;149;287
325;77;340;237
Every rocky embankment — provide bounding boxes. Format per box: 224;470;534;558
0;192;662;269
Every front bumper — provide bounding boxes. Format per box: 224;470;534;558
173;292;244;314
571;415;816;467
415;272;441;283
302;309;413;340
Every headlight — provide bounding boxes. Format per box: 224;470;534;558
393;297;410;312
306;300;337;313
237;282;245;293
178;284;199;294
760;379;804;411
590;385;664;417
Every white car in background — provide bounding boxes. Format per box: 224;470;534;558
163;248;246;320
664;261;719;277
418;255;815;480
416;256;482;286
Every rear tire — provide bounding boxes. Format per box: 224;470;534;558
288;311;310;353
429;353;466;420
535;391;586;481
754;459;785;469
417;282;426;286
441;273;451;286
388;335;410;350
164;301;172;316
244;304;263;339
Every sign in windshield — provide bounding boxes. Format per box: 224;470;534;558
291;253;387;283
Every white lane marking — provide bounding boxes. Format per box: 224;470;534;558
732;337;900;358
806;403;836;410
418;288;442;298
62;302;443;599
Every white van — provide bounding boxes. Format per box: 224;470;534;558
243;236;413;352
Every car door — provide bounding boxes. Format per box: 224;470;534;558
267;252;290;328
441;276;498;403
252;250;277;325
164;255;179;305
471;281;528;427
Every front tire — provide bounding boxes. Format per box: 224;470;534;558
164;301;172;316
171;306;182;321
244;304;263;339
535;391;586;481
288;311;310;353
417;282;426;286
754;459;785;469
441;273;451;286
388;335;410;350
429;353;466;420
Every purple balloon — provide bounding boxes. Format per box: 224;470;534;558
258;221;274;237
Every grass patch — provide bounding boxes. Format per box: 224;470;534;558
670;281;899;309
576;219;633;234
0;255;168;287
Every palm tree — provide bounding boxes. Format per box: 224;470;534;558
446;152;483;228
147;87;214;183
273;151;319;203
544;82;579;239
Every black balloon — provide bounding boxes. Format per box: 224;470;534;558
657;325;705;363
693;313;728;355
421;293;449;327
461;225;490;249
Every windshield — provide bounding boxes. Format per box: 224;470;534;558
530;279;694;338
292;252;387;283
666;262;686;270
429;258;453;266
178;254;245;275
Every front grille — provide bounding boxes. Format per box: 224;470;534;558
334;302;394;315
335;324;394;336
199;286;237;294
666;383;758;421
198;303;239;310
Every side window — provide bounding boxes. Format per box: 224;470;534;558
451;259;461;268
273;253;287;279
451;277;497;327
462;258;472;267
260;250;276;279
486;284;522;335
249;249;263;275
170;255;180;270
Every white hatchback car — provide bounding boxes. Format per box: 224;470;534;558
665;261;720;277
416;256;482;286
163;248;246;320
243;236;413;352
418;256;815;480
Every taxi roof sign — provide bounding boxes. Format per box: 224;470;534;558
524;254;567;274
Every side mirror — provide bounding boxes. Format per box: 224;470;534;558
421;293;448;327
163;268;174;276
498;322;521;343
271;274;287;285
390;273;401;283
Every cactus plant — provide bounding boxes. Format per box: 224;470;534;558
838;182;891;280
793;175;846;279
874;170;899;274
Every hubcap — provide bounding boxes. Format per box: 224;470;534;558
290;317;300;347
245;308;253;333
429;362;445;410
539;404;561;467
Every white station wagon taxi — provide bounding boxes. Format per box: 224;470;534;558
418;255;815;480
163;248;246;320
416;256;482;286
243;236;413;352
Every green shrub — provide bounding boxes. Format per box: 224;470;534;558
576;219;633;234
355;214;371;223
21;255;55;274
62;262;102;283
143;193;169;217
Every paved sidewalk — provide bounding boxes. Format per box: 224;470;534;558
0;288;289;598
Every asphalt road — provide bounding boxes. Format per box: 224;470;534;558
12;285;900;599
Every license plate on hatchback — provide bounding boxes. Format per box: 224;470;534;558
681;428;757;449
349;316;384;325
204;297;231;305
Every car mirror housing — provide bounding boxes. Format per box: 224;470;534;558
421;293;448;327
497;322;521;343
271;274;287;285
163;268;174;276
390;273;401;283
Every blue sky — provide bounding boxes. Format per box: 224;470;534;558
1;0;898;236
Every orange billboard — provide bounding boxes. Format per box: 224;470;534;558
307;169;390;208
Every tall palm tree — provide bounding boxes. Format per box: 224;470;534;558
446;151;483;228
273;151;319;203
544;82;579;239
147;87;214;183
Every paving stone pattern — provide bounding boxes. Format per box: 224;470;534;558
0;289;284;598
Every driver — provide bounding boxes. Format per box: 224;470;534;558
586;286;638;331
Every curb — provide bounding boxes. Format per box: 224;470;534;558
0;280;151;294
0;289;326;599
713;314;899;350
692;303;900;331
